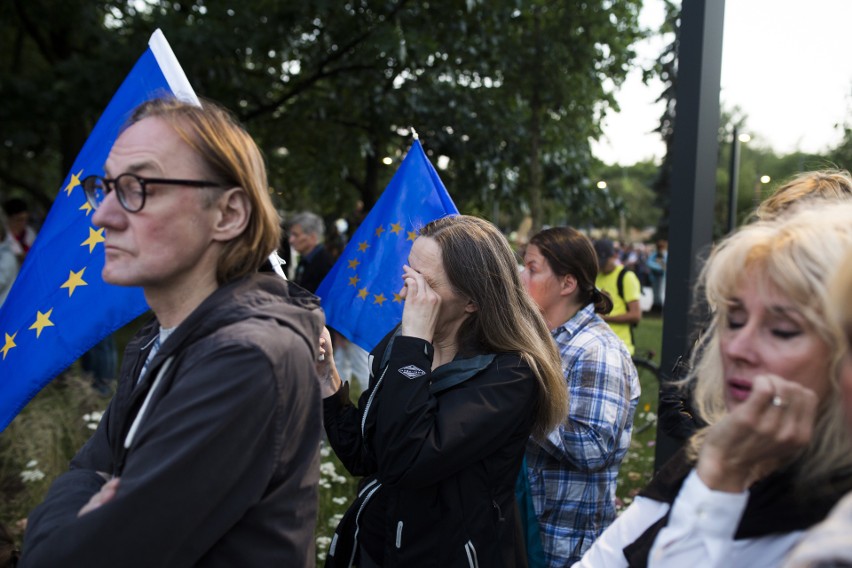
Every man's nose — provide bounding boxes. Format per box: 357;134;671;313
92;190;125;229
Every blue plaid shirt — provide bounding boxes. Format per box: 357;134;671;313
525;303;640;566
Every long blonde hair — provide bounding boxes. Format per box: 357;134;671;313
688;202;852;489
420;215;568;439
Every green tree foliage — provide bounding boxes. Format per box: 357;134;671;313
644;0;679;238
1;0;643;229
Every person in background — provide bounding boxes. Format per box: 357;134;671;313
522;227;640;566
80;335;118;397
0;214;19;307
783;245;852;567
576;202;852;567
646;239;667;312
319;215;568;567
20;96;323;567
593;238;641;355
2;197;37;265
287;211;369;389
288;211;334;293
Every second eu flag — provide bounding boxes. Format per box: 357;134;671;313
316;140;459;352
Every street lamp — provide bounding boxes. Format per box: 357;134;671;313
727;127;750;233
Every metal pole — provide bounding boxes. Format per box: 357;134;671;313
655;0;726;470
727;126;741;233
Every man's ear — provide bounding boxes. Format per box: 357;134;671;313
212;187;251;242
560;274;578;297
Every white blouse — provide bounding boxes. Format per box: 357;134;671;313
573;469;804;567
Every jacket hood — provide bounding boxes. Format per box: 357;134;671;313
154;273;325;362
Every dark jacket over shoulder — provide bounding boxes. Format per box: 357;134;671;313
21;274;325;568
324;330;538;567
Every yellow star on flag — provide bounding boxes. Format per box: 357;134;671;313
61;268;88;297
348;274;361;287
65;169;84;196
79;201;93;216
358;241;370;252
393;292;404;303
407;231;418;242
1;332;17;360
358;287;369;300
390;222;403;235
81;227;105;253
29;309;55;338
373;293;387;306
348;258;360;270
375;225;385;237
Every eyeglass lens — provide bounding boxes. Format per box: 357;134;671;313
83;175;145;212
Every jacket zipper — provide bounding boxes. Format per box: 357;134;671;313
464;540;479;568
347;481;383;567
395;521;403;548
361;365;389;440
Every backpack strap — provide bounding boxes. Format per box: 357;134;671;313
616;265;627;305
615;266;636;346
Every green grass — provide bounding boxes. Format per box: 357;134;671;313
615;313;663;508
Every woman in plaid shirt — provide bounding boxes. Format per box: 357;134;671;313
521;227;640;566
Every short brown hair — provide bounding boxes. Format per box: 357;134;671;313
128;97;280;283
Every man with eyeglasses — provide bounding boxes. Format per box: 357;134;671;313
20;97;325;567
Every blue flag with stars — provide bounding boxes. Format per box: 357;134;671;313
316;140;459;352
0;30;198;431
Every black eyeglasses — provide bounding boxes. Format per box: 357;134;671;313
82;173;224;213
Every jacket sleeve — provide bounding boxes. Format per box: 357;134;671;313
323;381;378;476
20;343;281;568
372;336;536;488
530;341;638;471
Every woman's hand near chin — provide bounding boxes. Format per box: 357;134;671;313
696;373;819;492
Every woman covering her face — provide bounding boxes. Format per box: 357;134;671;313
577;202;852;568
317;215;568;567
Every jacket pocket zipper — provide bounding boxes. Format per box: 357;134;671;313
395;521;403;548
464;540;479;568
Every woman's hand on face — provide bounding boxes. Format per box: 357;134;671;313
316;326;342;398
399;264;440;343
696;373;818;493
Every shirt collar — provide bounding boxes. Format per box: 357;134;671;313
551;302;597;340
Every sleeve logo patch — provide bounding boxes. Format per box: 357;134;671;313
398;365;426;379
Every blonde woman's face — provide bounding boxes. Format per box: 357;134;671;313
720;274;833;411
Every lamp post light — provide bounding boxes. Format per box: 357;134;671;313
726;127;751;233
754;174;771;204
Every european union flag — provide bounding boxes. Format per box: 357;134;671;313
316;139;459;352
0;30;198;431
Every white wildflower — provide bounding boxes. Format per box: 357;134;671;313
21;469;45;483
26;459;38;468
332;496;348;506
